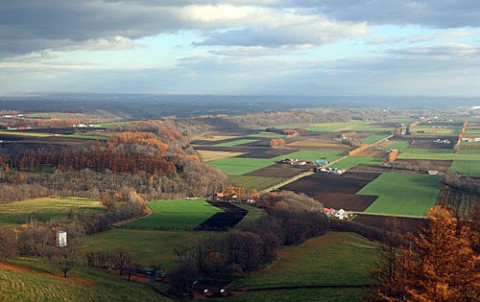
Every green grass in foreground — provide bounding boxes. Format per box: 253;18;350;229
0;197;104;227
234;232;380;289
123;199;222;230
205;288;368;302
0;258;172;302
230;175;286;191
333;156;383;171
359;173;441;216
209;157;279;175
82;229;209;270
449;160;480;177
214;139;259;147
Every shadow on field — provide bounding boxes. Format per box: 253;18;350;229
194;202;248;231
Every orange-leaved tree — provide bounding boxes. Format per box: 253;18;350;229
373;206;480;302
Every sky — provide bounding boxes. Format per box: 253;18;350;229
1;0;480;97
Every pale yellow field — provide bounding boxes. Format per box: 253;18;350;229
197;150;246;162
192;134;239;141
0;131;52;137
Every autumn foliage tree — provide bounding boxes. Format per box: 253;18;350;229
270;138;285;148
373;206;480;302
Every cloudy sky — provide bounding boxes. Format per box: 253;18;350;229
1;0;480;96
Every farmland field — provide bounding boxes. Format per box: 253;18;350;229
399;148;480;160
387;141;410;152
0;259;171;302
360;134;389;144
197;150;246;162
192;135;239;141
436;186;480;219
230;175;287;191
282;149;347;162
208;288;367;302
214;139;259;147
306;121;390;133
247;133;286;139
208;157;280;175
359;173;441;216
0;197;104;227
123;199;222;230
282;172;380;211
332;156;383;171
82;229;209;269
0;130;52;137
234;232;380;289
287;139;349;150
449;160;480;177
234;203;266;227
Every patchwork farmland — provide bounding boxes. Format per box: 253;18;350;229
193;116;480;225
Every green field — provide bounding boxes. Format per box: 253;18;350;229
333;156;383;171
206;288;368;302
387;141;410;152
247;133;287;139
399;148;480;160
208;157;279;175
359;173;441;216
123;199;222;230
413;124;460;135
0;259;171;302
234;232;380;290
0;197;104;227
283;150;347;162
214;139;259;147
360;134;389;144
82;229;208;270
230;175;287;191
449;160;480;177
306;121;390;133
234;204;266;227
58;134;108;140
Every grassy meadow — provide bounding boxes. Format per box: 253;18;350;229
359;173;441;216
208;157;280;175
0;259;172;302
82;229;209;270
123;199;222;230
234;232;380;289
0;197;104;227
230;175;287;191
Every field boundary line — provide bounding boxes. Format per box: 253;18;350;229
261;171;314;193
350;211;427;219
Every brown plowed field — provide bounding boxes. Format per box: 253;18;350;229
194;146;292;158
395;159;453;172
354;214;428;234
349;164;423;174
247;164;308;178
352;147;388;157
286;139;349;151
280;172;381;211
436;185;480;219
407;137;455;149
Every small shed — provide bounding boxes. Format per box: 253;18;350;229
56;231;67;247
